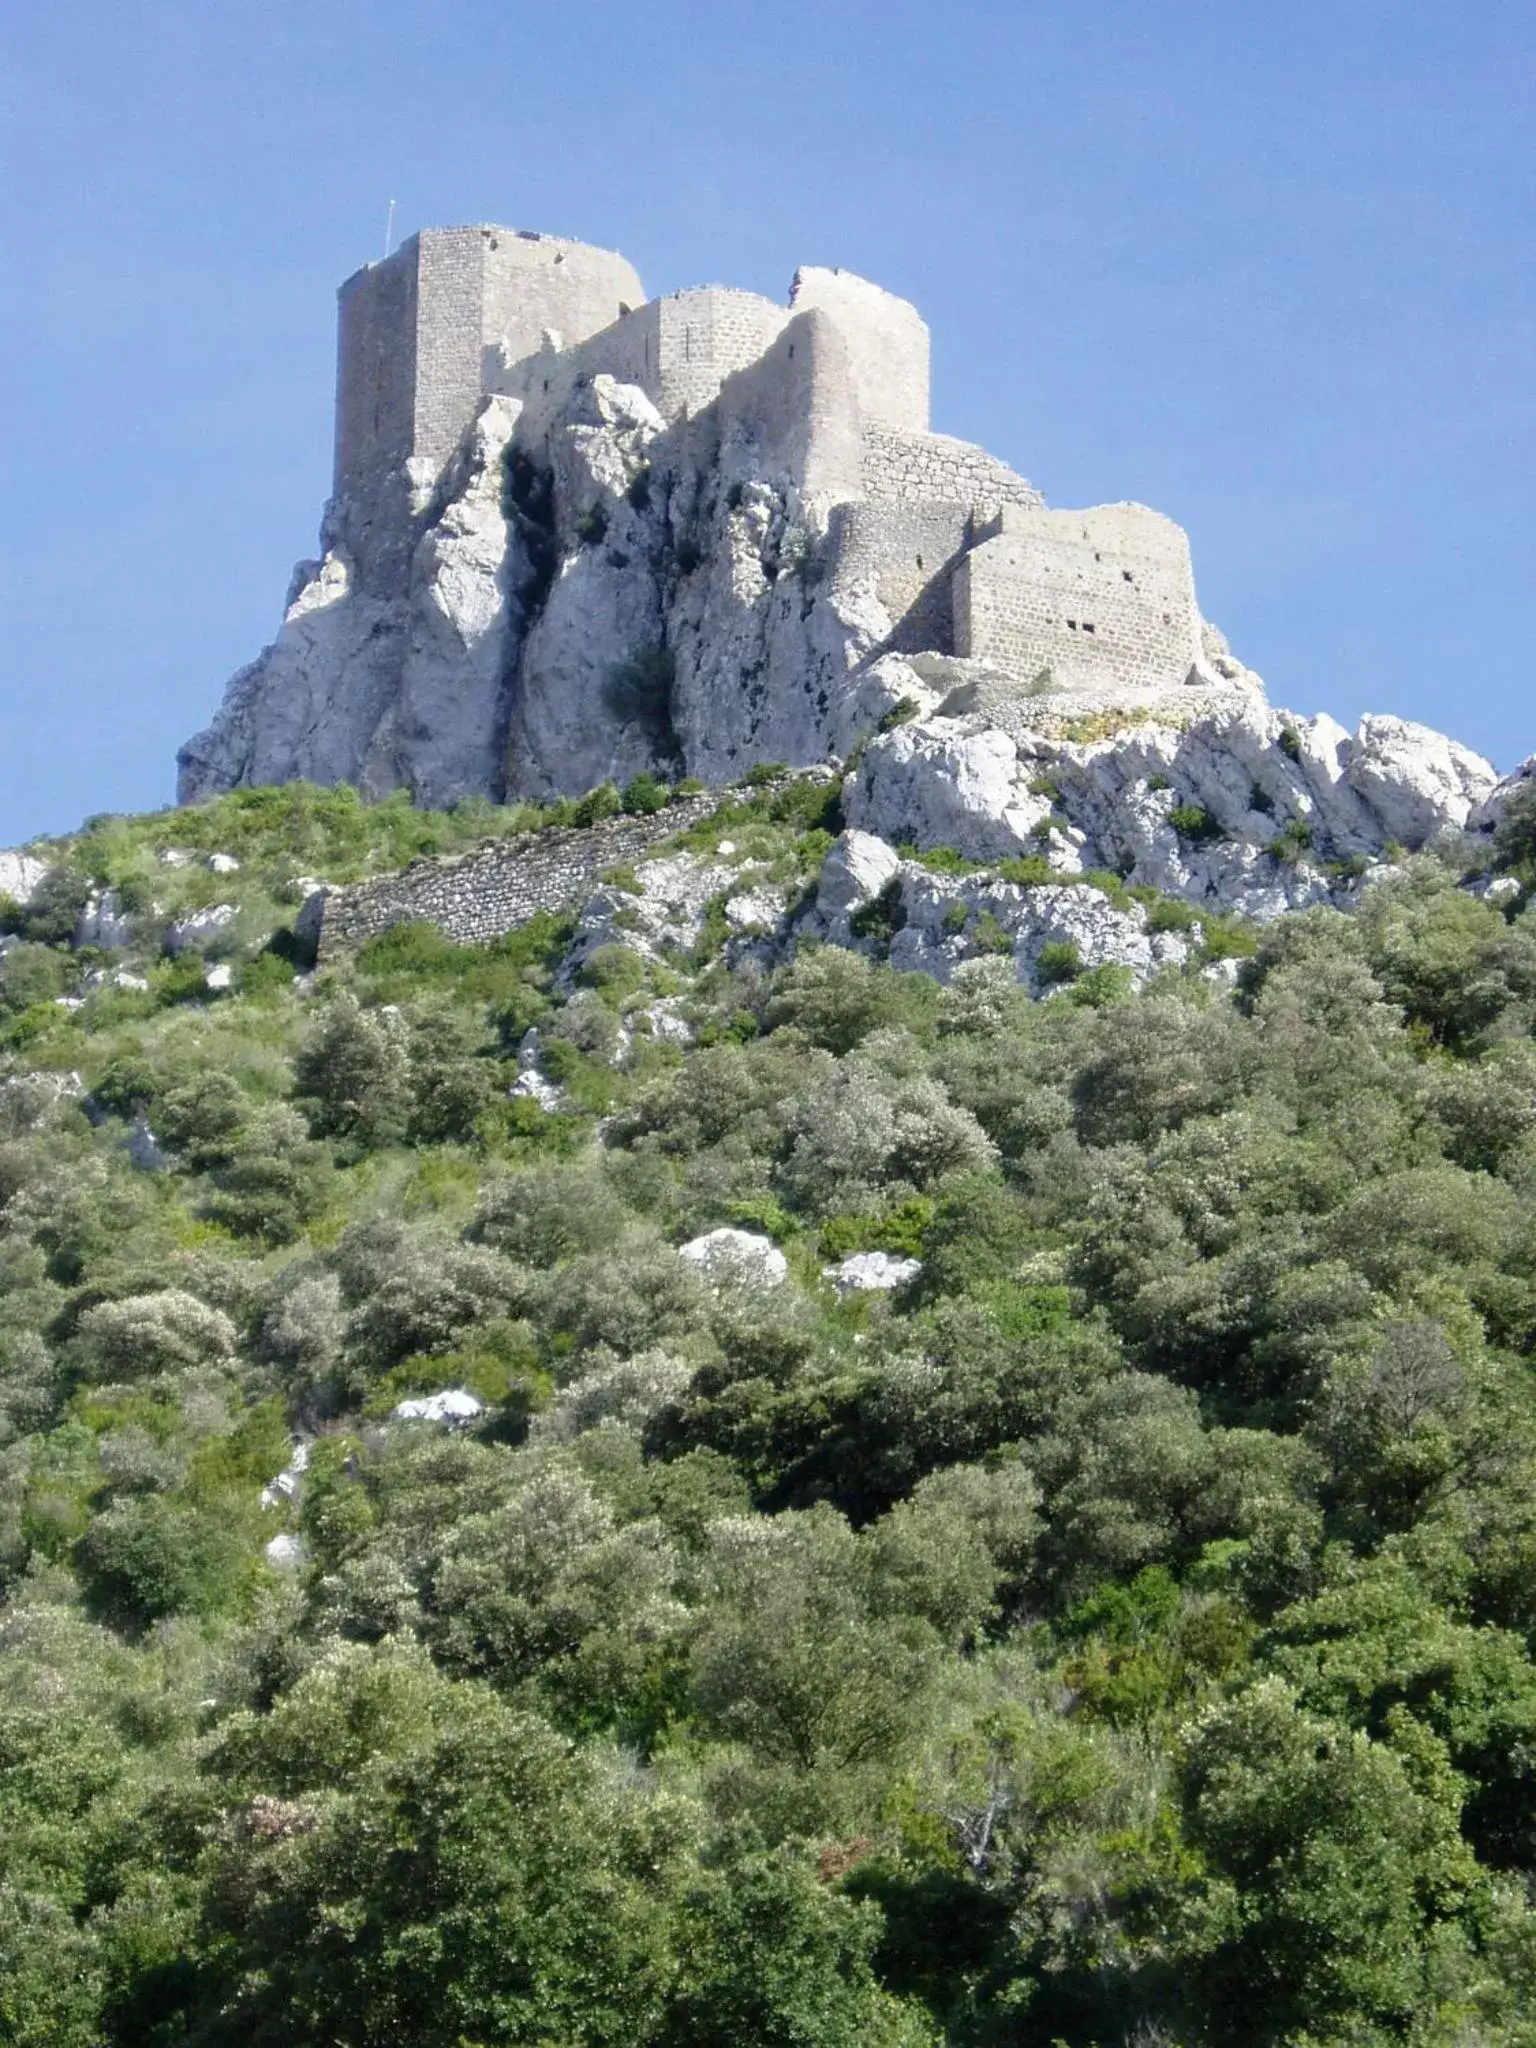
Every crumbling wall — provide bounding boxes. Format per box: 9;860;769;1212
861;426;1041;513
789;267;930;432
313;795;717;959
952;501;1202;693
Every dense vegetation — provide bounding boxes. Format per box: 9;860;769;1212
3;774;1536;2044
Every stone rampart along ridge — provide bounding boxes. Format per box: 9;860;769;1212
311;794;717;961
179;221;1251;810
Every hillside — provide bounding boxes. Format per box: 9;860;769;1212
3;769;1536;2044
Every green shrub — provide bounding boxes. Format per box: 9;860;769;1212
1168;803;1223;845
602;647;675;750
994;854;1054;887
620;773;669;817
1144;894;1200;933
1278;725;1304;761
850;877;907;947
943;902;970;935
578;944;647;1001
572;783;623;828
1268;818;1314;864
971;911;1013;956
77;1495;249;1627
1036;939;1083;985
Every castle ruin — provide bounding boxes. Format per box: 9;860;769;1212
180;224;1242;806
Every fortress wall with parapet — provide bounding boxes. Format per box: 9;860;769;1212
492;302;660;449
953;502;1202;692
790;267;930;432
825;501;974;654
312;794;718;959
335;242;420;498
861;425;1042;514
715;308;864;514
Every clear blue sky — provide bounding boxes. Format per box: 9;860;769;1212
2;0;1532;841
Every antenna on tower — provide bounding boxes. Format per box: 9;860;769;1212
383;199;397;260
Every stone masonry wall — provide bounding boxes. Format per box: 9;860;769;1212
716;308;864;513
654;288;791;419
825;501;974;653
479;228;643;372
313;794;718;960
952;501;1201;693
334;241;420;500
861;426;1042;514
789;268;930;432
413;229;489;479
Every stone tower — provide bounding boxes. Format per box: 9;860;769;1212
334;225;645;509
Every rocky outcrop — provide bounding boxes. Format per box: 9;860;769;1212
180;401;529;806
182;375;882;807
846;693;1499;921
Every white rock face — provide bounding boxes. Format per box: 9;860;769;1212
677;1228;788;1290
207;852;241;873
265;1532;305;1571
1468;754;1536;836
886;868;1188;991
845;701;1499;922
391;1388;485;1425
164;904;237;956
829;1251;922;1293
1344;715;1500;845
182;361;884;806
126;1117;169;1172
815;830;902;930
0;852;48;904
510;1026;564;1112
846;723;1051;860
75;889;134;951
258;1441;310;1509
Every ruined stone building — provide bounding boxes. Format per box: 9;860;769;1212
180;225;1246;806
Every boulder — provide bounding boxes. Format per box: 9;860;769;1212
829;1251;922;1293
814;830;902;926
75;888;134;951
846;722;1051;860
677;1227;788;1290
164;903;237;956
391;1388;485;1425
